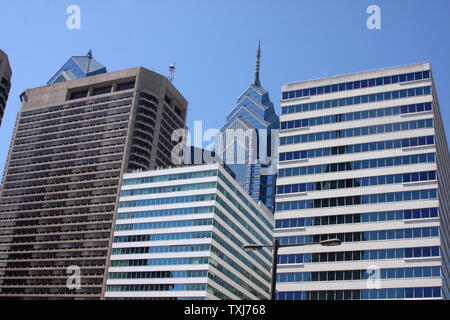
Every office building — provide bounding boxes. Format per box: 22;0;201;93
275;63;449;300
0;52;188;299
105;163;273;300
0;49;12;126
217;41;279;211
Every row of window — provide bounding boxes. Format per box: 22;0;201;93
280;102;433;130
278;153;436;178
281;86;431;115
5;163;120;185
7;153;123;176
276;170;436;195
109;257;209;267
277;266;441;283
117;206;214;220
212;218;271;270
9;146;125;168
111;244;211;255
115;218;213;231
17;99;132;130
277;246;440;265
275;189;437;212
20;92;133;118
120;182;217;197
215;198;270;249
217;172;273;231
118;194;216;208
14;116;129;146
276;226;439;246
207;272;253;300
210;233;271;283
122;170;218;186
106;283;206;292
107;270;207;280
274;207;439;229
113;231;212;243
209;246;270;293
209;257;268;299
216;189;272;242
279;135;435;162
139;91;159;105
281;70;430;100
276;287;441;300
11;127;127;154
11;138;125;161
280;118;433;146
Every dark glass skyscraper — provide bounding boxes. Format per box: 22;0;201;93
0;52;188;299
217;41;279;211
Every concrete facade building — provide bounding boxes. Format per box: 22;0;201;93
0;53;188;299
0;49;12;126
104;164;273;300
275;63;449;300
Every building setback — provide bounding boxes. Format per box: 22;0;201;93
217;41;279;212
0;49;12;126
105;163;273;300
275;63;449;300
0;53;188;299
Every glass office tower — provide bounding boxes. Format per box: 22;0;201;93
275;63;449;300
104;163;273;300
217;41;279;211
0;52;188;299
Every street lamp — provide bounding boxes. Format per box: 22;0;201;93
244;238;342;300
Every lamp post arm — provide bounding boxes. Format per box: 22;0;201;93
270;239;279;300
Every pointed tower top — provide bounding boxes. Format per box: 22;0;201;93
253;40;261;87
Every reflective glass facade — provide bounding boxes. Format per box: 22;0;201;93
217;43;279;211
105;164;273;300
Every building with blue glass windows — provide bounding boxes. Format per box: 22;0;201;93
104;163;273;300
275;63;449;300
216;41;279;212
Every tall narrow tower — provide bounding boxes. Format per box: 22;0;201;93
216;41;279;211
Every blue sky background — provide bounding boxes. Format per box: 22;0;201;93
0;0;449;177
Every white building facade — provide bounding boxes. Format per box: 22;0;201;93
275;63;449;300
104;163;273;300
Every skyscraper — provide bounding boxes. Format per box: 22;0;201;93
275;63;448;300
0;49;12;126
104;164;273;300
217;41;279;211
0;52;188;299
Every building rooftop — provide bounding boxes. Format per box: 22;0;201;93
47;50;107;85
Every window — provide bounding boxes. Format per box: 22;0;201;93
117;81;135;91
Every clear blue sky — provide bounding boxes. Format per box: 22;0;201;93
1;0;449;177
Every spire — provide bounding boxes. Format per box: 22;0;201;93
253;40;261;87
86;49;93;74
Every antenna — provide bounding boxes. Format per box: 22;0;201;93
168;63;176;83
